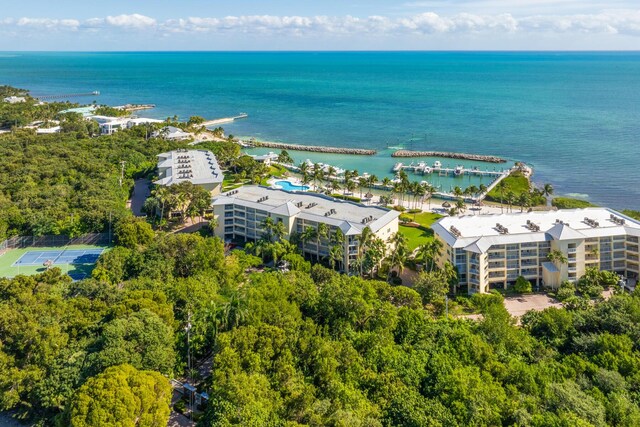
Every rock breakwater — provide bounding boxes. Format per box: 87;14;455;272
392;150;506;163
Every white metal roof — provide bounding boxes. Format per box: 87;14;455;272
433;208;640;252
155;150;223;187
212;186;399;234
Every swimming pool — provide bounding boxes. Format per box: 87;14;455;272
275;181;310;191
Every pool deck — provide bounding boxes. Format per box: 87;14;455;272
268;177;310;192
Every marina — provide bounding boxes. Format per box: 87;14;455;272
392;161;508;177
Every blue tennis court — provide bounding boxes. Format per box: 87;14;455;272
12;248;105;267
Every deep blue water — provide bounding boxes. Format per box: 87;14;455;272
1;51;639;208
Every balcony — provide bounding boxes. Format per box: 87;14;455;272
567;247;577;254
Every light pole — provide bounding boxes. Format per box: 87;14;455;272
185;312;193;421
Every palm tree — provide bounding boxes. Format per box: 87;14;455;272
505;190;516;213
316;223;329;261
497;180;507;213
455;198;465;215
417;239;443;271
548;249;568;267
543;183;554;207
479;183;488;196
424;183;435;210
345;179;357;196
518;192;530;212
273;221;287;242
277;150;294;165
356;226;374;276
381;177;392;188
330;228;346;270
413;182;426;211
260;216;276;241
326;166;337;180
387;232;409;281
330;180;341;194
300;226;317;259
329;244;344;270
453;186;463;199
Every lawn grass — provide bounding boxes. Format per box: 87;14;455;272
398;211;443;252
0;244;109;279
485;172;545;206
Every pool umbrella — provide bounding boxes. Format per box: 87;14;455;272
442;201;451;208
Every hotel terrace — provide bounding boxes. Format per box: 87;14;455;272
155;149;224;195
211;186;400;272
432;208;640;294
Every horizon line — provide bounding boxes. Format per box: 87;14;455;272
2;49;640;53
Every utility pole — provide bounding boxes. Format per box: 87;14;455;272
119;160;126;187
185;311;193;421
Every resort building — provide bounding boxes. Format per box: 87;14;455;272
249;152;279;165
91;116;164;135
211;186;400;272
432;208;640;294
155;149;224;195
3;96;26;103
152;126;193;141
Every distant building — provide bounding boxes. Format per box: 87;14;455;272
432;208;640;294
3;96;26;104
211;186;400;272
250;152;279;166
91;116;164;135
154;149;224;195
152;126;193;141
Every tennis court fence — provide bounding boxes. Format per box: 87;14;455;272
0;233;111;252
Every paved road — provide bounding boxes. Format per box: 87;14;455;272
130;178;151;216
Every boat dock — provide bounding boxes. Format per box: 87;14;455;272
392;162;507;177
203;113;248;127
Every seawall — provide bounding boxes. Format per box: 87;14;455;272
392;150;506;163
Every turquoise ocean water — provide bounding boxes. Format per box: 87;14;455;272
1;52;639;208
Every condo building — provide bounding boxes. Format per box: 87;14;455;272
432;208;640;293
211;186;400;272
155;149;224;195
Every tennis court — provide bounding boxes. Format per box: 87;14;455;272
13;248;105;266
0;245;109;280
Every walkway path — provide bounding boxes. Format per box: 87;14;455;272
129;179;151;216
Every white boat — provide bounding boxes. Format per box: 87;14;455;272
423;166;432;174
454;165;464;176
433;161;442;169
392;162;403;172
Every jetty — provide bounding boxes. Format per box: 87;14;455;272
247;140;377;156
392;150;506;163
203;113;248;127
116;104;156;112
34;91;100;100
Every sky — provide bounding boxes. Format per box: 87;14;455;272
1;1;640;50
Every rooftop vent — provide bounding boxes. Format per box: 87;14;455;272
495;223;509;234
610;214;626;226
449;226;462;238
225;190;238;196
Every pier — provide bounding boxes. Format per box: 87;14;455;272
203;113;248;127
392;150;507;163
246;140;377;156
392;162;508;177
34;91;100;100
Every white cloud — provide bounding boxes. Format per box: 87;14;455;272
1;10;639;38
104;14;156;29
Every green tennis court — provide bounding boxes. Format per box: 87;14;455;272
0;244;109;280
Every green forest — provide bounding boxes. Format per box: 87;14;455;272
3;87;640;426
3;230;640;426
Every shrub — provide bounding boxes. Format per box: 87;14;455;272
174;399;186;414
514;276;533;294
555;281;576;302
552;197;597;209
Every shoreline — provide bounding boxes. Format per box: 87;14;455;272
246;140;377;156
392;150;507;163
